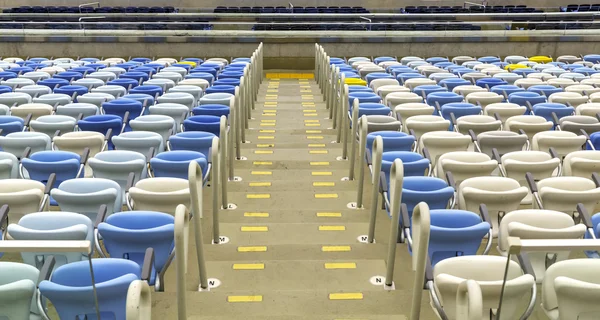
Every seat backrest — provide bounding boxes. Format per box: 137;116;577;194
501;151;560;185
0;179;45;217
420;131;471;168
436;151;497;184
51;178;121;219
532;130;586;157
543;259;600;317
0;262;40;318
0;151;19;179
537;176;600;214
129;177;190;215
111;131;164;156
563;150;600;177
0;132;51;157
53;131;105;156
555;276;600;320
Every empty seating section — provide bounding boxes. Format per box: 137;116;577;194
403;5;539;13
0;48;263;319
3;6;176;13
316;45;600;318
214;6;369;13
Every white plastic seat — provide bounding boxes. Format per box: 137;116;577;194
452;85;487;97
505;115;554;140
376;85;409;99
405;115;450;142
558;115;600;134
86;71;117;83
461;73;489;84
548;92;588;107
157;92;195;110
452;56;476;65
394;103;435;130
547;78;577;89
0;92;32;107
144;79;176;93
515;78;545;89
534;176;600;216
149;103;189;131
30;115;76;137
477;131;527;157
542;259;600;320
420;131;471;169
531;131;586;157
501;150;560;205
19;71;50;82
32;93;71;107
484;103;527;123
77;92;115;109
91;85;126;99
154;71;183;84
565;84;600;96
369;79;399;93
458;176;528;234
55;102;100;118
465;92;504;108
169;85;203;103
493;72;522;84
102;67;127;77
0;179;46;218
11;103;53;120
358;66;385;78
128;177;191;215
497;209;585;282
505;55;529;64
0;151;19;179
455;115;501;136
88;150;148;202
112;131;164;156
385;92;423;107
436;151;497;185
431;255;534;320
178;79;210;91
1;78;35;90
0;132;51;157
559;72;588;82
528;72;556;81
563;150;600;178
0;261;44;319
15;85;52;98
591;92;600;103
129;115;176;144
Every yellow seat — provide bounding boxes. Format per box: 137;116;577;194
529;56;553;64
343;78;367;86
505;64;529;71
177;61;197;68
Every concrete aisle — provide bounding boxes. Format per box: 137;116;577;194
152;76;438;319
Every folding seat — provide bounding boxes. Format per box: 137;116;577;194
148;103;189;131
476;131;527;157
532;103;575;126
531;131;585;157
505;115;553;140
127;177;190;214
461;73;490;85
514;78;544;89
149;150;208;179
29;115;76;137
508;91;546;109
376;85;409;99
10;103;53;121
404;116;450;141
489;85;524;99
425;92;463;109
436;151;497;185
20;71;50;82
452;85;487;97
528;175;600;216
129;115;175;143
182;115;221;136
458;176;528;233
566;84;600;96
547;79;577;90
548;92;588;107
584;54;600;64
54;102;98;118
558;115;600;135
492;72;522;85
76;92;116;109
21;150;85;189
528;72;556;82
7;211;95;269
438;78;471;91
37;78;69;90
0;92;32;106
157;92;196;110
381;152;429;180
428;72;457;83
412;85;446;99
98;210;174;288
563;150;600;177
419;131;471;169
112;131;164;156
384;92;422;107
369;79;399;94
71;78;105;90
429;256;535;320
438;102;482;130
465;92;503;109
500;149;560;201
91;85;127;99
528;84;564;97
559;72;588;82
39;258;148;320
540;259;600;319
497;209;585;282
454;115;501;136
0;131;51;158
78;114;125;150
153;71;183;84
1;78;35;90
143;79;175;93
119;71;150;85
51;178;121;220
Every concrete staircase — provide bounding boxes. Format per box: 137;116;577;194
151;75;439;319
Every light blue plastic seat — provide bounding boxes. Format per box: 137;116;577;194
374;56;397;65
0;262;43;319
425;209;490;266
413;85;446;98
205;84;236;95
381;151;430;185
532;103;575;124
397;73;425;85
121;93;155;108
199;92;233;106
0;151;18;179
476;78;508;89
129;115;176;144
51;178;121;220
426;92;463;108
585;213;600;257
0;116;24;135
112;131;164;155
528;85;563;97
7;211;93;269
168;131;215;157
98;211;174;286
150;150;208;179
440;103;482;129
102;98;144;130
39;258;141;320
0;132;51;158
347;85;372;93
157;92;196;110
491;84;525;98
88;150;148;202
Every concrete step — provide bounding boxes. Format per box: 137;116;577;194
232;168;350;182
227;191;357;211
232;159;350;171
219;207;370;223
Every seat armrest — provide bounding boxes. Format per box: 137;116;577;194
141;248;155;282
401;203;410;229
517;252;536;281
38;255;56;283
379;171;388;193
125;172;136;193
548;147;559;159
94;204;108;229
468;129;477;143
592;172;600;188
422;147;432;163
23;113;32;128
44;173;56;195
424;257;434;289
491;148;501;162
0;204;8;230
479;204;492;225
80;147;90;165
146;147;156;162
366;150;373;166
525;172;538;193
21;147;32;160
445;171;456;190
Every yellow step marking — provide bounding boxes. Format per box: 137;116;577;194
304;119;319;123
238;246;268;252
315;193;338;199
325;263;357;269
312;171;332;176
265;94;278;97
249;182;272;187
303;109;317;112
260;123;275;127
304;113;318;116
246;194;271;199
241;226;269;232
258;136;275;140
262;113;276;117
308;144;326;147
306;130;322;133
310;162;330;166
259;130;275;133
317;212;342;217
322;245;351;252
261;119;276;122
233;263;265;270
244;212;270;218
253;161;272;165
255;150;273;154
228;295;263;303
313;182;335;187
309;150;328;154
266;97;277;100
307;136;324;139
263;109;277;113
319;225;345;231
251;171;272;175
329;293;363;300
305;124;321;127
256;144;274;148
264;101;278;105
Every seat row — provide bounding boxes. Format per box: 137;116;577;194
2;6;177;14
403;5;538;14
214;6;369;14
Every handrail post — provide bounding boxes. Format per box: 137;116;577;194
220;116;228;208
238;79;246;143
341;84;350;159
385;159;404;286
323;56;330;102
126;280;152;320
356;117;368;207
328;65;335;119
410;202;431;320
187;163;209;289
230;90;238;170
336;77;347;144
211;137;220;242
174;204;190;318
348;98;360;180
314;44;319;86
367;134;383;242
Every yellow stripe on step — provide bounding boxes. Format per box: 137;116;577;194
249;182;271;187
322;245;351;252
260;123;275;127
303;109;317;112
263;110;277;113
264;101;278;105
256;144;274;148
244;212;270;217
317;212;342;217
251;171;272;175
246;194;270;199
258;136;275;139
319;225;345;231
315;193;338;199
309;150;328;154
313;182;335;187
261;119;276;122
262;113;276;116
253;161;272;165
254;150;273;154
312;171;332;176
228;295;263;302
308;144;325;147
304;113;318;116
238;246;268;252
259;130;275;133
306;130;322;133
307;136;323;140
241;226;269;232
305;124;321;127
310;162;330;166
329;293;363;300
325;263;356;269
233;263;265;270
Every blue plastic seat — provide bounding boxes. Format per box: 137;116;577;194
150;150;208;178
439;78;471;91
78;115;123;150
131;57;152;64
131;67;156;77
129;85;163;99
426;92;463;108
38;78;69;90
508;91;547;107
0;85;12;95
440;103;482;129
54;85;88;99
107;78;139;90
0;116;24;135
218;71;243;80
39;258;141;320
120;71;150;84
365;72;394;85
366;132;415;155
476;78;508;89
511;68;536;77
528;85;563;97
182;58;204;65
183;115;221;135
121;94;155;107
397;73;425;85
213;78;240;87
585;212;600;257
0;72;16;81
532;103;575;123
21;151;83;191
477;56;501;64
347;85;372;94
205;85;236;95
103;98;144;123
490;84;524;97
168;131;215;156
584;54;600;64
191;67;217;78
381;152;429;183
426;57;449;64
413;85;447;98
192;104;230;117
426;209;490;266
54;71;83;82
348;92;380;107
395;176;454;224
356;103;391;117
588;132;600;150
98;211;174;285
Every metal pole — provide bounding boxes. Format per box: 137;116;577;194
220;116;228;208
229;92;237;173
410;202;431;320
356;117;367;208
174;204;189;318
211;137;220;243
336;78;346;144
342;84;350;159
385;159;404;286
348;99;360;180
187;161;210;288
367;135;383;243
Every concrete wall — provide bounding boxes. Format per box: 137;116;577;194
0;0;589;9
